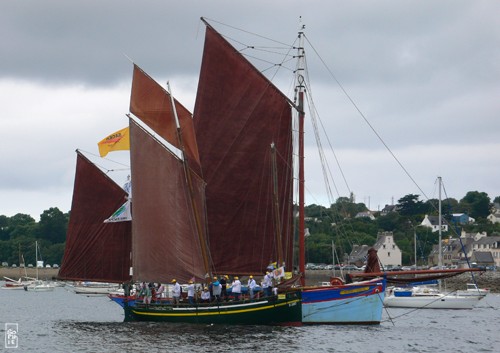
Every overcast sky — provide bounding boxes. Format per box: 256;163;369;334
1;1;499;220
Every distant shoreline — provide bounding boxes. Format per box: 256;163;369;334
2;267;498;293
1;267;59;280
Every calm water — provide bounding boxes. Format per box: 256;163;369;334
1;282;499;352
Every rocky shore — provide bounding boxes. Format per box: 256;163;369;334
304;270;500;293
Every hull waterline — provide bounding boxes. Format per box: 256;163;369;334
123;292;302;325
301;278;386;324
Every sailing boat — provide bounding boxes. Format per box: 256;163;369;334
383;177;482;309
24;241;55;292
2;248;34;290
184;18;385;324
62;18;386;324
120;19;301;324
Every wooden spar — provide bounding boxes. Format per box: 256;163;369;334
297;23;306;287
349;267;483;278
167;82;211;278
271;143;283;266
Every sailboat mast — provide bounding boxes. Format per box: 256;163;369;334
167;82;211;278
271;143;284;266
414;228;417;268
297;22;306;286
438;176;442;269
35;240;39;280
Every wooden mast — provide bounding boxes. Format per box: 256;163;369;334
271;143;284;266
297;22;306;286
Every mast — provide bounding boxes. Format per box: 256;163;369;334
297;20;306;286
167;82;211;278
35;241;39;280
414;228;417;268
438;176;442;269
271;143;284;266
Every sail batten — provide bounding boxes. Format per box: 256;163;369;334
59;151;132;283
193;25;295;274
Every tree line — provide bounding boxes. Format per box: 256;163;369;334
0;191;499;267
303;192;500;266
0;208;68;267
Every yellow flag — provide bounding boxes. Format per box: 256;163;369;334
97;127;130;157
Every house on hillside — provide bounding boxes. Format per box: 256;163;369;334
470;251;495;268
347;244;370;267
471;235;500;268
354;211;375;220
373;231;402;268
427;236;475;268
451;213;475;225
380;204;397;216
487;203;500;224
421;215;448;232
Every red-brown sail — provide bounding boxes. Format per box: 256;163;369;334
130;64;201;175
59;151;132;283
129;119;208;283
193;23;295;274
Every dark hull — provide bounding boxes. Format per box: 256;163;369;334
124;291;301;325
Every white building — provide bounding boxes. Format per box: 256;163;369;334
421;214;448;232
373;231;402;268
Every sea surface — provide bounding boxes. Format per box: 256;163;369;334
1;282;499;353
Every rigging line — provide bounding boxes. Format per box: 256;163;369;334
301;55;366;248
380;293;396;326
77;149;130;172
304;86;359;245
301;54;352;200
304;34;430;201
206;17;299;87
202;17;295;48
305;87;339;204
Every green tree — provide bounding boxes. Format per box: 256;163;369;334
8;214;36;240
397;194;427;216
0;215;9;241
329;197;368;221
35;207;68;244
459;191;491;220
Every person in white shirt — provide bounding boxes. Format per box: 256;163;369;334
262;272;273;297
187;280;195;305
201;287;210;302
231;276;242;301
247;275;257;300
171;279;181;306
155;283;165;303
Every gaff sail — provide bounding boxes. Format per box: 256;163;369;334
59;151;132;283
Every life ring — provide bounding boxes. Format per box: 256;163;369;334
329;277;344;286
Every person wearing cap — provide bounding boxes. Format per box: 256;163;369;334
171;279;181;306
201;286;210;302
231;276;242;301
247;275;257;300
212;276;221;302
219;275;228;301
262;272;273;297
187;280;195;305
